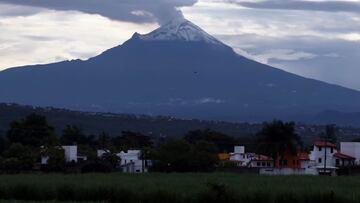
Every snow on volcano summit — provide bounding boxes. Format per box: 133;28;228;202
139;18;225;46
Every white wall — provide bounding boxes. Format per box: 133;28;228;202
234;146;245;154
340;142;360;165
309;145;337;168
117;150;147;173
62;146;78;163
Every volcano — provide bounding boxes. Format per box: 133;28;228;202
1;18;360;122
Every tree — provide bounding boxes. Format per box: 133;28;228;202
7;114;57;147
256;120;302;162
184;129;236;152
321;124;337;143
153;139;191;172
111;131;153;150
0;135;7;155
60;125;87;145
46;147;65;171
101;151;120;169
189;141;219;172
2;143;35;171
97;131;112;149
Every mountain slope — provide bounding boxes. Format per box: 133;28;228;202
1;18;360;122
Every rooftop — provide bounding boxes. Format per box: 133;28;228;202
314;141;337;148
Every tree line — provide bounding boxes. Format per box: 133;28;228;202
0;113;338;173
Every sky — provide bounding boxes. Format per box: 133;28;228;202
0;0;359;90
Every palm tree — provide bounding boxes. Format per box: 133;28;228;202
256;120;302;167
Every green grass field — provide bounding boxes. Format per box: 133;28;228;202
0;173;359;203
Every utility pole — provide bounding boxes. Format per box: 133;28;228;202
324;139;327;174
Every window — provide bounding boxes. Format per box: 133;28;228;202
336;159;340;166
267;162;271;167
262;162;266;166
319;147;322;151
331;147;334;153
318;158;322;163
257;162;260;166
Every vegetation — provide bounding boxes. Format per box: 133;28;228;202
256;120;302;160
0;173;357;203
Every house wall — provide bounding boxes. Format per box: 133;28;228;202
260;168;308;175
275;152;301;169
62;146;78;163
309;146;337;168
250;160;273;168
340;142;360;165
117;150;148;173
229;153;256;167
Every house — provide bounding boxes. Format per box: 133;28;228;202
249;155;273;168
117;150;150;173
308;141;354;175
229;146;273;168
340;142;360;165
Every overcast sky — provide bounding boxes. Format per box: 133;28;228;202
0;0;359;90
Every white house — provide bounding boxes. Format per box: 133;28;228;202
62;146;79;163
340;142;360;165
229;146;273;168
117;150;150;173
308;141;354;175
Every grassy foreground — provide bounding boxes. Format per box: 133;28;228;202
0;173;359;203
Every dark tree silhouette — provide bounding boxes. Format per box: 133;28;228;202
184;129;236;152
7;113;57;147
60;125;87;145
256;120;302;161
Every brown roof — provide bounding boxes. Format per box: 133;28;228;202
314;141;336;148
334;152;355;160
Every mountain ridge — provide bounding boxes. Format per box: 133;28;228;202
1;18;360;123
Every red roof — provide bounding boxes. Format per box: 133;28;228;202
314;141;336;148
334;152;355;160
255;155;273;161
297;152;310;160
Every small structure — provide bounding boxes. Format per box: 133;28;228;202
62;146;79;163
117;150;150;173
97;149;111;158
218;153;230;161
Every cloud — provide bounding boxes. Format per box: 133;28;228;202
227;0;360;13
234;48;317;64
0;8;157;70
0;0;198;24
